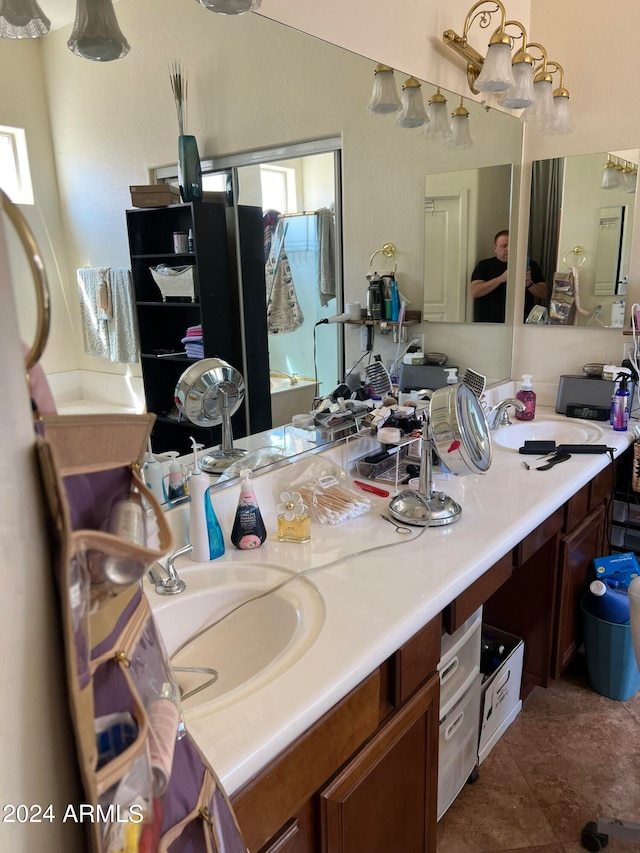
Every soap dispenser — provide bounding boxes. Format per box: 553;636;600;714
143;438;167;504
187;436;225;562
445;368;458;386
231;469;267;550
515;374;536;421
166;452;187;501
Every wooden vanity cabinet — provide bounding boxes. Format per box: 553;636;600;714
232;614;441;853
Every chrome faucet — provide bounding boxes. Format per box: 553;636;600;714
147;543;192;595
485;397;526;430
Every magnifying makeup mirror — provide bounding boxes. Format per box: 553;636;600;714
174;357;246;473
389;383;492;527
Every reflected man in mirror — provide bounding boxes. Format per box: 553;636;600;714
471;230;547;323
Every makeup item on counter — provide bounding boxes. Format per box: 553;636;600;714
188;436;225;561
276;490;311;543
231;469;267;550
612;371;630;432
354;480;390;497
143;438;167;504
515;374;536;421
166;453;187;501
172;231;188;253
377;426;401;444
187;228;194;253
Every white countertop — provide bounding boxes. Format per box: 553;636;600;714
148;407;634;797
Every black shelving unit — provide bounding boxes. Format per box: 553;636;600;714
126;200;271;455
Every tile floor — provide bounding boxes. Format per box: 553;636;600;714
436;653;640;852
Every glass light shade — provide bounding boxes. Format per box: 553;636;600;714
368;66;401;115
551;92;571;135
67;0;130;61
0;0;49;37
500;60;534;109
423;91;451;140
196;0;261;13
396;78;427;128
446;113;473;149
601;161;620;190
474;42;515;92
521;78;555;132
624;167;637;194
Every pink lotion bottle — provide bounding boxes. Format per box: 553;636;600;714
515;374;536;421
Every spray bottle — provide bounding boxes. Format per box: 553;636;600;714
187;436;225;562
612;371;631;432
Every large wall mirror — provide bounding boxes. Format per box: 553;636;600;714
528;149;638;328
11;7;523;489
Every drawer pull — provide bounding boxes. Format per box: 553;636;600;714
444;710;464;741
440;655;459;686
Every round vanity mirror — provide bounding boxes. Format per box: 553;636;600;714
389;383;491;528
174;358;246;472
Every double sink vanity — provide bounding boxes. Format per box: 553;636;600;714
148;403;634;853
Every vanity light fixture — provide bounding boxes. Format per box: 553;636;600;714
195;0;261;14
423;88;452;140
602;155;620;190
396;76;428;128
442;1;571;135
624;162;637;194
368;64;401;115
0;0;49;37
446;98;473;149
67;0;129;61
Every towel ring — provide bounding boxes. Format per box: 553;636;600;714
369;242;398;275
562;245;586;270
0;189;50;371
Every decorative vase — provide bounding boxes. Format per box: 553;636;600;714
177;134;203;203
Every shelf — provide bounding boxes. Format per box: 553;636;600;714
141;352;197;362
131;252;195;260
136;301;200;308
346;309;421;327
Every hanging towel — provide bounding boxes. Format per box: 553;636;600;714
77;267;111;359
96;268;112;320
317;207;336;307
263;209;281;263
265;234;304;335
107;268;140;363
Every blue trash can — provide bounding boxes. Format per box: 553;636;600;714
581;601;640;700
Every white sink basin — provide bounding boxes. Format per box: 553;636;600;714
151;563;325;711
491;418;604;451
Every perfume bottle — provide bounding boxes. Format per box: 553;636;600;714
276;490;310;543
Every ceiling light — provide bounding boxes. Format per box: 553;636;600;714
602;155;620;190
67;0;130;61
368;64;401;115
0;0;49;37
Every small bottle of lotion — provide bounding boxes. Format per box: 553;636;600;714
231;469;267;550
515;374;536;421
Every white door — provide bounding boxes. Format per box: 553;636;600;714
423;191;468;323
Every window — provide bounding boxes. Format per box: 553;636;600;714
0;126;34;205
260;164;297;212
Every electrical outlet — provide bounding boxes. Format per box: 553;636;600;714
623;341;637;363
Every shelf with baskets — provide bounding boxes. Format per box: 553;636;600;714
126;200;271;455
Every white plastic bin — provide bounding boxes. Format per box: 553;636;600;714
437;675;482;820
478;626;524;764
438;606;482;719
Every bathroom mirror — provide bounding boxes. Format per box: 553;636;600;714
528;149;638;328
12;6;521;494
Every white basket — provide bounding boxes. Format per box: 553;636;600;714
149;265;195;301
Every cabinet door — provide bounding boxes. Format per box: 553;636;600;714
319;673;439;853
553;502;606;678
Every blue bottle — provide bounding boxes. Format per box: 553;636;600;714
390;279;400;323
583;579;630;624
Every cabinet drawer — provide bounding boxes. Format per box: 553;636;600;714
514;506;564;566
394;612;442;705
589;464;614;511
564;483;589;533
443;553;513;633
438;608;481;720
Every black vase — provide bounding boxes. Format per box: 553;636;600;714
178;134;203;202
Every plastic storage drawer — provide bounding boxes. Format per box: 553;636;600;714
437;675;482;820
438;606;482;719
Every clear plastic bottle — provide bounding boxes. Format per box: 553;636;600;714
515;374;536;421
187;436;225;562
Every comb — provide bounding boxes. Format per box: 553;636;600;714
462;368;486;399
364;357;393;397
